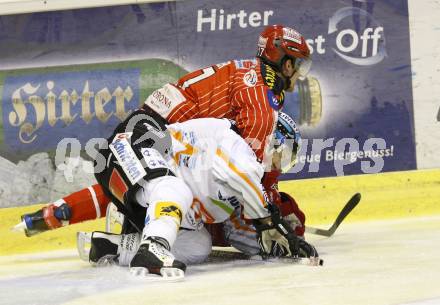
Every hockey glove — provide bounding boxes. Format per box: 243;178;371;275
254;204;319;259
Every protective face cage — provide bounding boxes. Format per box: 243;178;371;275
293;56;312;78
273;113;302;173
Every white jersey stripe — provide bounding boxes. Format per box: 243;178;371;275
88;186;101;219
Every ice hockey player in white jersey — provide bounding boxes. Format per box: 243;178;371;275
74;109;319;279
15;107;318;278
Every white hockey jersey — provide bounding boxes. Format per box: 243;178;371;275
166;118;270;226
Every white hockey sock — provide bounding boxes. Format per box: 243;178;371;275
141;217;179;248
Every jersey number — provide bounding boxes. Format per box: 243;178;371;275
181;67;216;89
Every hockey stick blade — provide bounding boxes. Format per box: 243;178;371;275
305;192;361;237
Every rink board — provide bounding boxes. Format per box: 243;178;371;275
1;168;439;256
0;0;418;177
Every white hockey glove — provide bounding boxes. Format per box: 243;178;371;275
253;204;319;259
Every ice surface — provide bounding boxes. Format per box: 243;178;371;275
0;216;439;305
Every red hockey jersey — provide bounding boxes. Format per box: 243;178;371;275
143;58;283;161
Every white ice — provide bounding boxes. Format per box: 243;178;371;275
1;216;439;305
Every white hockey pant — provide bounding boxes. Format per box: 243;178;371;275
136;175;193;248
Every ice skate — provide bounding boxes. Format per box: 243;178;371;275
129;237;186;280
12;203;71;237
86;231;121;266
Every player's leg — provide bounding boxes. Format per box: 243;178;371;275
129;175;193;276
82;226;212;267
171;227;212;265
93;109;192;277
223;211;260;256
86;201;211;266
14;184;110;237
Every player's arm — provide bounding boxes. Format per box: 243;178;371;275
213;139;270;220
262;170;306;237
235;178;316;259
213;142;316;259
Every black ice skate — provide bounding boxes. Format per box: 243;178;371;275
12;203;71;237
88;231;120;266
129;237;186;280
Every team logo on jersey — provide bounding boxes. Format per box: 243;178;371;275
243;69;258;87
140;148;169;170
218;191;240;209
109;134;146;185
145;84;186;118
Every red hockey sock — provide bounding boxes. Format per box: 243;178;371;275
54;184;111;224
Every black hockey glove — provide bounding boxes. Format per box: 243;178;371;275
254;204;319;259
271;236;319;259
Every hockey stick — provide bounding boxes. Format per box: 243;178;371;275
305;192;361;237
207;195;363;263
209;249;323;266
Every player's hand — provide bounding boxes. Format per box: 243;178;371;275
297;238;318;258
268;237;318;258
254;204;319;259
253;204;300;257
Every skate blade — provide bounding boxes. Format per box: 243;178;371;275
130;267;185;282
160;267;185;281
11;220;27;233
76;232;92;262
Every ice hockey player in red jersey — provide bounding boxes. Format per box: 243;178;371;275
144;24;311;161
14;25;312;252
